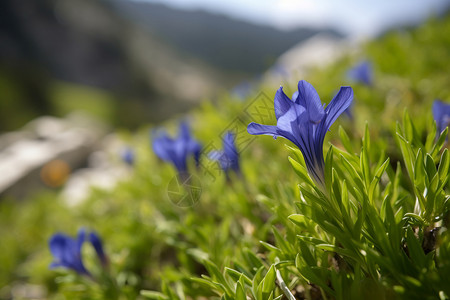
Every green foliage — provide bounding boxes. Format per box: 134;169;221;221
1;13;450;300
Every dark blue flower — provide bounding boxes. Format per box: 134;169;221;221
209;131;240;176
432;99;450;137
247;80;353;185
152;122;202;173
49;229;89;275
121;147;135;166
89;231;108;267
347;60;372;86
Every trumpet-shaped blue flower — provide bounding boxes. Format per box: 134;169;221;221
209;131;240;176
432;100;450;136
49;229;89;275
121;147;135;166
89;231;108;267
152;122;202;173
347;60;373;86
49;229;108;275
247;80;353;185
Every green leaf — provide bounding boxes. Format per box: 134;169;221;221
405;226;426;268
430;127;448;158
262;265;276;297
339;125;354;153
140;290;169;300
243;248;264;271
360;146;371;190
235;280;246;300
396;129;414;181
203;260;233;296
438;149;449;183
288;214;307;228
315;244;360;263
224;268;253;286
288;156;314;185
325;145;334;190
252;267;265;300
369;158;390;202
298;240;317;266
425;154;438;182
363;122;371;152
297;235;327;246
413;149;426;189
272;226;294;254
260;241;281;253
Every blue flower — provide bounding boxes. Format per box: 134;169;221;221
49;229;90;275
347;60;373;86
152;122;202;173
432;99;450;137
89;231;108;267
121;147;135;166
247;80;353;185
209;131;240;176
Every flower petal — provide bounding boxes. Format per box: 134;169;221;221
77;229;86;253
433;100;445;133
247;123;278;136
324;86;353;130
208;151;223;161
89;232;107;265
49;233;67;259
296;80;325;123
274;87;293;120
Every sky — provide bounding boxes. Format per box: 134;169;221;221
134;0;449;37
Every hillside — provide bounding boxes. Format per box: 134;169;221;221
110;0;344;73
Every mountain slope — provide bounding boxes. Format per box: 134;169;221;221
110;0;345;74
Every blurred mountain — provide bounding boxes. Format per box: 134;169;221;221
110;0;345;74
0;0;344;131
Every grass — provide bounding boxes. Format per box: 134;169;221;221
0;14;449;300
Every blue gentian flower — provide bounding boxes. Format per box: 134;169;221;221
89;231;108;267
247;80;353;185
152;122;202;173
121;147;135;166
347;60;372;86
432;100;450;137
209;131;240;177
49;229;90;275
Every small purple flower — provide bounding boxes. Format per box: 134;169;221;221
432;100;450;136
89;231;108;267
347;60;373;86
49;229;90;275
121;147;135;166
209;131;240;177
49;229;108;276
247;80;353;185
152;122;202;173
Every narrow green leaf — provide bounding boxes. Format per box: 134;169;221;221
288;214;307;228
325;145;334;190
425;154;438;182
262;265;276;296
405;226;426;268
140;290;169;300
288;156;314;185
414;149;426;188
224;268;253;286
438;149;449;182
339;125;354;153
235;280;246;300
431;127;448;158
